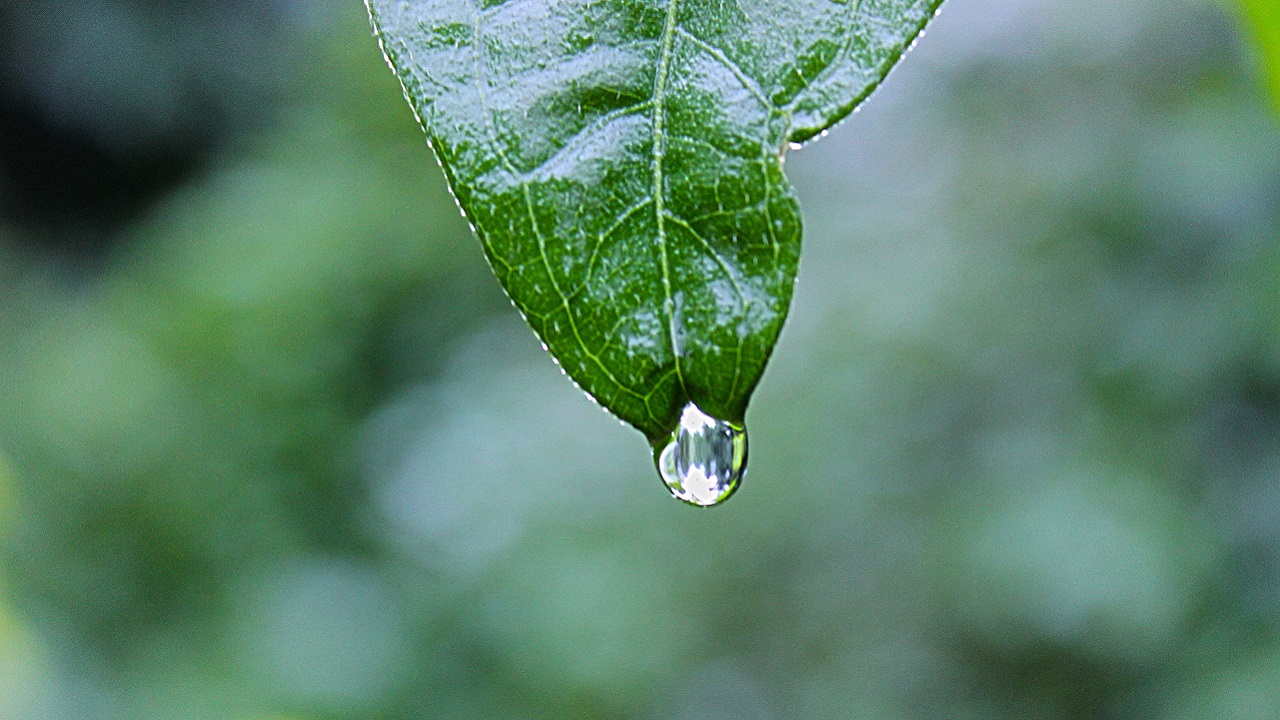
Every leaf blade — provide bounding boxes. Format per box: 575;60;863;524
369;0;940;441
1236;0;1280;112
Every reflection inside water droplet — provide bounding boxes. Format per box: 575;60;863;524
655;403;747;507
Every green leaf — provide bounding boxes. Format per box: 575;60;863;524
367;0;941;443
1236;0;1280;111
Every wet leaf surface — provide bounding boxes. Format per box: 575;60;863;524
368;0;941;441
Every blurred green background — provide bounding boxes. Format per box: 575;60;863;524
1;0;1279;717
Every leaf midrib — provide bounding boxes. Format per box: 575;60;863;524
651;0;687;407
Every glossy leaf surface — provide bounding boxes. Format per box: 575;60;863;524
368;0;941;441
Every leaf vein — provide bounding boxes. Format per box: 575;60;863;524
674;26;772;110
785;0;865;112
664;212;747;304
651;0;688;403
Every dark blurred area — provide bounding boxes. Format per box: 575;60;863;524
0;0;303;265
0;0;1278;718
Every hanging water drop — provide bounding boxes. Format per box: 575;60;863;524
655;403;747;507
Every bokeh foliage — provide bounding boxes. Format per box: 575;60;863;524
0;0;1278;718
1235;0;1280;109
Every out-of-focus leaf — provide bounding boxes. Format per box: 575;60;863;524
367;0;942;442
0;453;12;540
1237;0;1280;110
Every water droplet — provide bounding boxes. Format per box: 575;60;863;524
655;403;747;507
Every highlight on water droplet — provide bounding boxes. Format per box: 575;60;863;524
655;403;747;507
